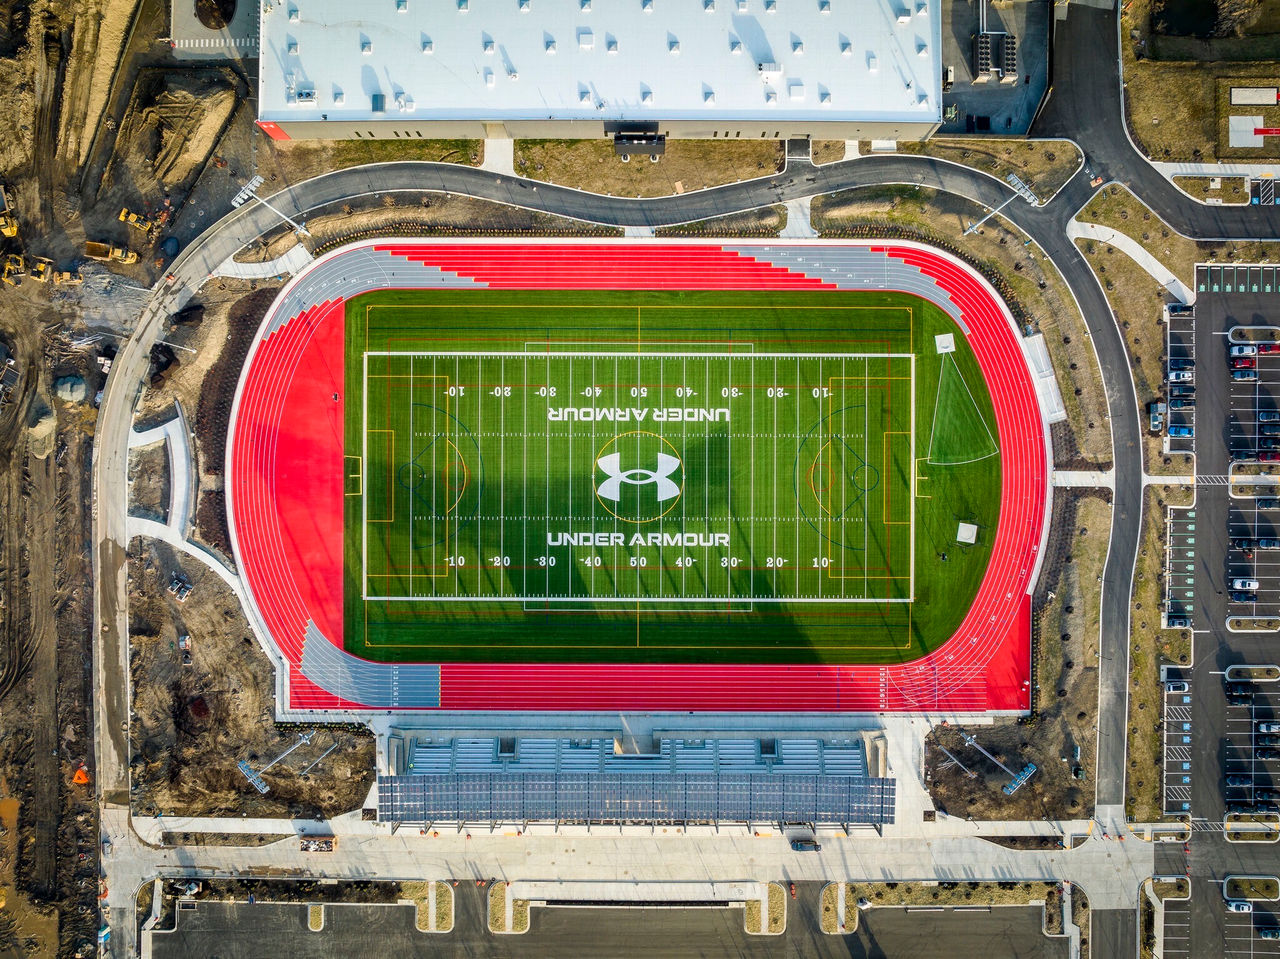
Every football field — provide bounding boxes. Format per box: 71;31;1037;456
344;289;1000;665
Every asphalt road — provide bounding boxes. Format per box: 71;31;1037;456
147;885;1067;959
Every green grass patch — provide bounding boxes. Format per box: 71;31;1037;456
343;288;1001;665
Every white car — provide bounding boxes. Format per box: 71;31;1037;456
1232;344;1259;357
1169;370;1194;383
1227;900;1253;913
1233;578;1261;591
1259;723;1280;734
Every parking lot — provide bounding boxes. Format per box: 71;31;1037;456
1164;304;1197;455
1198;265;1280;296
1220;683;1280;813
1225;907;1280;958
1163;896;1192;959
1163;685;1193;815
1165;508;1198;628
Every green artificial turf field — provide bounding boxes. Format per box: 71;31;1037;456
343;289;1001;665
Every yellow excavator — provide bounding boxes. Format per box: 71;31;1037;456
2;254;24;286
0;186;18;239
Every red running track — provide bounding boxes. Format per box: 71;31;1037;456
229;241;1045;713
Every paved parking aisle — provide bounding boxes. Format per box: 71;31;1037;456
1199;265;1280;295
1166;508;1199;626
1225;502;1280;624
1224;907;1280;958
1164;688;1194;814
1164;897;1192;959
1166;305;1197;455
1221;689;1280;812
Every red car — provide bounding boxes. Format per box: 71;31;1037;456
1262;452;1280;462
1233;357;1257;370
1261;343;1280;354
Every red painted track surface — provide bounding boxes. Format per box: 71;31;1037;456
230;242;1044;712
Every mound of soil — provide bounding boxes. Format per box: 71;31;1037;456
195;0;235;30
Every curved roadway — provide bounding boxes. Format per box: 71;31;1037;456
90;7;1260;954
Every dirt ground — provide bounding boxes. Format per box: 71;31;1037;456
895;138;1083;201
812;186;1112;468
514;139;785;197
656;206;786;237
127;538;375;820
0;282;102;957
928;492;1108;820
127;442;168;524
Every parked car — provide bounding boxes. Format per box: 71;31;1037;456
1233;369;1259;381
1262;438;1280;450
790;837;821;852
1233;539;1260;551
1262;410;1280;422
1256;789;1280;800
1169;358;1195;370
1168;616;1191;629
1171;370;1196;383
1227;775;1252;787
1260;539;1280;549
1232;344;1259;357
1258;722;1280;734
1227;901;1254;913
1261;452;1280;462
1256;740;1280;750
1230;591;1259;603
1169;425;1194;438
1230;693;1256;707
1261;424;1280;436
1232;449;1257;462
1258;749;1280;760
1259;928;1280;941
1170;385;1196;397
1261;343;1280;354
1233;357;1258;370
1233;578;1261;591
1260;499;1280;510
1166;680;1189;693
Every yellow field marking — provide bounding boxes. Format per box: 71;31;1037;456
344;455;363;497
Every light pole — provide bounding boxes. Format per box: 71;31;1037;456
963;173;1039;236
231;175;311;237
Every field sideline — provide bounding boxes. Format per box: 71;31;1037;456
344;288;1001;666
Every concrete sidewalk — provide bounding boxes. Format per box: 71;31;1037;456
212;243;313;280
1053;470;1115;489
128;404;194;537
1066;220;1195;304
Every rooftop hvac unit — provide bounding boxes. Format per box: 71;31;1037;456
972;33;993;81
758;61;782;84
1000;34;1018;81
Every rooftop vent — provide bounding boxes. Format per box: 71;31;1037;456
287;40;298;55
917;40;928;56
758;61;782;84
737;0;747;8
819;88;832;103
642;0;653;11
789;80;805;100
579;87;591;103
457;0;468;9
421;36;433;53
545;37;556;52
819;0;831;11
396;0;407;11
668;36;680;53
519;0;530;8
371;93;386;113
704;0;715;9
840;39;852;55
288;5;299;21
580;0;591;9
483;37;495;53
867;52;879;70
361;39;372;54
729;36;742;53
641;87;653;103
792;38;804;54
765;0;776;11
607;36;618;52
332;87;345;104
579;28;594;49
704;88;716;103
765;89;778;103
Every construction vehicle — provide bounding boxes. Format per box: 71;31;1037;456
0;186;17;238
27;256;52;283
118;207;155;233
84;241;138;265
53;269;82;285
2;254;24;286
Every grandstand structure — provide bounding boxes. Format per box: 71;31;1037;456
255;0;942;144
378;733;896;827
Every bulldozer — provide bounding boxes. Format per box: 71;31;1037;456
118;207;155;234
2;254;24;286
0;186;18;239
52;270;82;286
27;257;52;283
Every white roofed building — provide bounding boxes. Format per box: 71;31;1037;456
256;0;942;145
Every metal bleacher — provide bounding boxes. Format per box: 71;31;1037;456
383;735;891;825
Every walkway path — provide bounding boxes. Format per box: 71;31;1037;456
1053;470;1115;489
128;405;194;538
1066;220;1195;303
211;242;313;280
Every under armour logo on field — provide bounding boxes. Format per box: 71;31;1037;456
596;452;681;503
